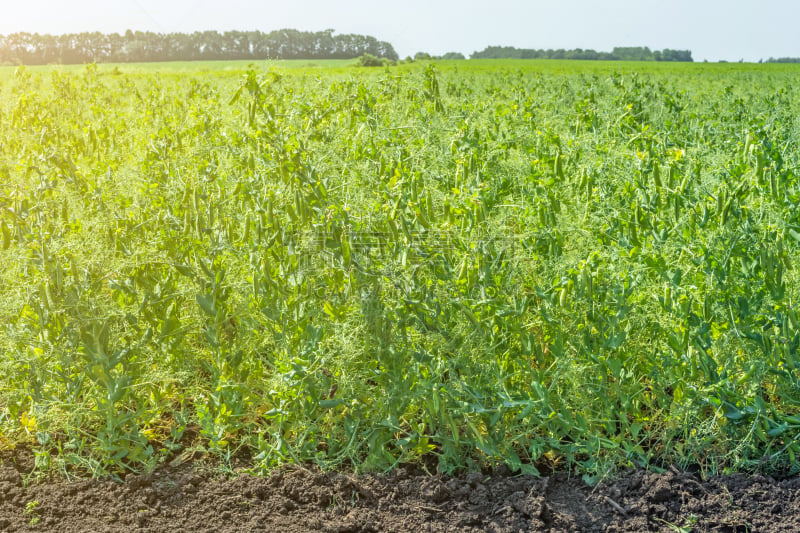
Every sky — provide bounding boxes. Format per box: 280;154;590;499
1;0;798;62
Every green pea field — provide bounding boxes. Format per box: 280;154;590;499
1;59;799;482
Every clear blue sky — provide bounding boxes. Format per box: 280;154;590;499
2;0;798;62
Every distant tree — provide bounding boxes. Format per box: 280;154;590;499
0;29;399;64
358;53;387;67
414;51;432;60
441;52;465;60
581;49;600;60
766;57;800;63
471;45;693;62
564;48;600;60
658;49;693;62
611;46;652;61
471;46;520;59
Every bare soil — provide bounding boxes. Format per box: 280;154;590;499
1;448;798;532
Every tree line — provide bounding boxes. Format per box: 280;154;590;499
0;29;399;65
471;46;693;62
764;57;800;63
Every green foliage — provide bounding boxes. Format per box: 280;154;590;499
0;29;400;65
472;45;693;62
1;61;799;480
358;54;394;67
765;57;800;63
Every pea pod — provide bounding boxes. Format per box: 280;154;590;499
183;210;191;236
341;232;351;268
242;213;251;244
554;152;564;180
653;162;662;188
416;207;431;229
426;191;435;225
1;221;9;250
582;268;593;300
456;257;468;282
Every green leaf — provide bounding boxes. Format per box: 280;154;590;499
196;293;217;318
723;404;743;421
228;84;244;105
766;424;788;438
173;264;194;277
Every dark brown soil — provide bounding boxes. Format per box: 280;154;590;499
1;448;798;532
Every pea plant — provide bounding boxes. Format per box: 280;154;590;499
1;60;799;479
